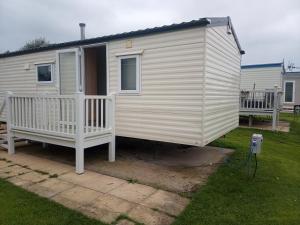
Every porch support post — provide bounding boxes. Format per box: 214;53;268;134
272;85;278;131
108;94;115;162
248;115;253;127
6;91;15;155
75;92;85;174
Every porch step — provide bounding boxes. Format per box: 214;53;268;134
0;123;25;150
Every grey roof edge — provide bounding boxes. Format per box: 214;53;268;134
0;17;244;59
206;17;244;55
284;71;300;75
241;62;284;69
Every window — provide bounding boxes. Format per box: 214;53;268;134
284;81;295;103
36;64;53;83
119;55;140;93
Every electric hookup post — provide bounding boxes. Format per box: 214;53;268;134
246;134;263;178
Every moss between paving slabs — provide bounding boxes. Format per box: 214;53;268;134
0;178;106;225
173;113;300;225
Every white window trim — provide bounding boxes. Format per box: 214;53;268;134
283;80;295;103
118;54;141;94
36;63;54;84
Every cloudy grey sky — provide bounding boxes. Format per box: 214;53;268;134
0;0;299;68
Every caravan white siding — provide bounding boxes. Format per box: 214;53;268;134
0;23;242;147
108;28;206;146
203;26;241;144
241;66;283;90
0;51;58;121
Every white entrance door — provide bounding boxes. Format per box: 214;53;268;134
57;48;80;94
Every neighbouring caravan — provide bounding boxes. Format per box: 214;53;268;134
241;63;285;91
283;72;300;110
0;17;244;173
239;63;285;131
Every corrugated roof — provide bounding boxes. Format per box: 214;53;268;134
0;17;244;58
241;63;283;69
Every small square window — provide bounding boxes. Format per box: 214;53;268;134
37;64;53;83
119;55;140;94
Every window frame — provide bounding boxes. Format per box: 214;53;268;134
36;63;54;84
283;80;295;103
118;54;141;94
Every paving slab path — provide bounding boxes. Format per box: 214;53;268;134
0;150;189;225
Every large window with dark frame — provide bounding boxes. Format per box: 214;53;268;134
284;81;294;103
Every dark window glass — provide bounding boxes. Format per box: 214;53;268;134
121;58;136;90
37;65;52;82
285;82;294;102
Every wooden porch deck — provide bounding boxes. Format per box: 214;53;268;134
239;86;282;130
0;92;115;174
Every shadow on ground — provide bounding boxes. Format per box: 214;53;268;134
11;138;233;193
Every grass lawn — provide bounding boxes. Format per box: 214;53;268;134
0;179;106;225
0;113;299;225
173;113;300;225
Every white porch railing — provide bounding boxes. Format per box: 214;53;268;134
3;92;115;174
9;94;76;137
5;93;114;138
239;86;282;130
84;95;114;137
240;90;280;111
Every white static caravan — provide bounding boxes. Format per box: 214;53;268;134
0;17;244;173
239;63;285;130
283;72;300;111
241;63;284;91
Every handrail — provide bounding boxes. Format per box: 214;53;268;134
84;95;114;136
5;92;115;138
240;87;282;112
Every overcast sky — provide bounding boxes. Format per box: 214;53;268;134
0;0;299;69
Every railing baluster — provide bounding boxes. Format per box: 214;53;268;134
91;99;94;132
62;98;65;133
101;99;103;129
96;99;99;131
71;99;75;134
67;98;70;134
11;98;14;126
29;98;32;128
53;98;56;132
85;99;89;134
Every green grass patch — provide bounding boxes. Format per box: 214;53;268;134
173;113;300;225
0;179;106;225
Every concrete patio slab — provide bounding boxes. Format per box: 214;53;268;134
27;178;74;198
7;176;33;188
116;219;135;225
2;140;233;193
239;119;290;132
0;160;13;169
0;151;73;175
0;165;31;179
79;194;136;223
59;171;126;193
128;205;174;225
52;186;102;210
18;171;49;183
0;147;191;225
109;183;157;204
141;189;189;216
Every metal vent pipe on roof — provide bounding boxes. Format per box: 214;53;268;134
79;23;86;40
